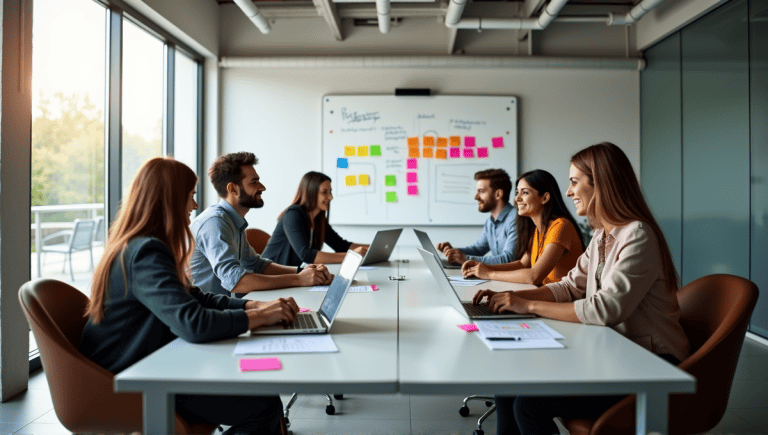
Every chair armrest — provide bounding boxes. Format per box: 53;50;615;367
42;230;73;244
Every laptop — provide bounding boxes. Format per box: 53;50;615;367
417;248;535;320
251;250;364;335
361;229;403;265
413;229;462;269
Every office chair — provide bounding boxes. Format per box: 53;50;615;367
458;395;496;435
563;274;759;435
40;218;96;281
19;278;219;434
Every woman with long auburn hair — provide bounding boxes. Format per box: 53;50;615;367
473;143;690;435
262;171;369;266
80;157;297;435
461;169;585;285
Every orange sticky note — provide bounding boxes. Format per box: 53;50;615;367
408;137;419;148
344;146;355;156
436;149;447;159
437;137;448;147
359;174;370;186
423;147;434;158
345;175;356;186
450;136;461;147
409;148;420;158
423;136;435;147
358;146;369;157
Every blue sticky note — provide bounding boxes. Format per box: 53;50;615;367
337;158;349;168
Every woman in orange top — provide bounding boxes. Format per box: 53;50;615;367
462;169;585;285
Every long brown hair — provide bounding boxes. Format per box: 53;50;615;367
86;157;198;323
278;171;332;250
571;142;679;291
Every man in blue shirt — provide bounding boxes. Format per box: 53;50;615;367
190;152;332;297
437;168;517;265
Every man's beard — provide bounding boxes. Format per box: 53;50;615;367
478;199;495;213
238;188;264;209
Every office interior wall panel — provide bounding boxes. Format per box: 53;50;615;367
749;0;768;338
681;0;750;285
641;33;682;274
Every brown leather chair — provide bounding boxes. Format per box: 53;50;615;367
245;228;271;255
19;278;218;434
564;274;759;435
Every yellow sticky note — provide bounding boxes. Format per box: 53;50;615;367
345;175;357;186
436;148;447;159
359;174;370;186
450;136;461;147
437;137;448;147
409;148;420;158
423;136;435;147
423;147;434;158
358;146;369;157
408;137;419;147
344;146;355;156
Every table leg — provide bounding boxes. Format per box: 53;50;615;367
636;391;668;435
143;390;175;435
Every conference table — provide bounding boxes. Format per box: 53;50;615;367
114;246;695;435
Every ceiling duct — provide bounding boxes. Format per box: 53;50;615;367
233;0;272;34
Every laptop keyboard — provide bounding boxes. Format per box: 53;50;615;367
284;313;319;330
463;302;495;316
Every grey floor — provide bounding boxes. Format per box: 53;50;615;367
2;337;768;435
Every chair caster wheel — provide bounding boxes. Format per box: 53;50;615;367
473;430;484;435
326;405;335;415
334;394;344;400
459;406;470;417
284;418;291;429
485;401;493;407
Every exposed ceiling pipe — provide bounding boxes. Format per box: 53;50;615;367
376;0;390;33
233;0;272;34
608;0;664;25
447;0;569;30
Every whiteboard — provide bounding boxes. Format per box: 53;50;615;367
322;95;518;225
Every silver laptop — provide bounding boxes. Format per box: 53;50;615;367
361;229;403;265
251;250;363;335
413;229;462;269
417;248;535;320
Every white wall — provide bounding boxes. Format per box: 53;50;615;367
219;67;639;248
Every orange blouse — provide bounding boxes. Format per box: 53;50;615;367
530;217;584;284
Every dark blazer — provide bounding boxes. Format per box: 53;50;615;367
80;236;250;374
262;204;351;267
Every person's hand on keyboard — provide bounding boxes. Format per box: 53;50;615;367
473;289;497;306
444;248;467;265
246;297;300;329
487;292;530;315
463;260;490;279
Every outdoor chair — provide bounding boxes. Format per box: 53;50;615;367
40;218;95;281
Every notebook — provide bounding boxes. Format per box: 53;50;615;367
413;229;462;269
361;229;403;265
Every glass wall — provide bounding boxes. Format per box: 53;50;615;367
173;50;201;211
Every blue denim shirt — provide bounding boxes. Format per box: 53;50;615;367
459;203;518;265
190;200;272;297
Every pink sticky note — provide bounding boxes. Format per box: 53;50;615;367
371;285;379;291
463;148;474;158
239;358;281;371
407;158;418;169
521;323;530;329
407;172;418;183
478;147;489;158
407;185;419;196
465;137;476;147
457;324;478;333
300;307;311;312
450;148;461;158
492;137;504;148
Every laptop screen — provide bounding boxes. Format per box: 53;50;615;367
317;251;363;324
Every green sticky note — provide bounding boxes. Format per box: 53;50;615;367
386;192;397;203
385;175;396;186
371;145;382;156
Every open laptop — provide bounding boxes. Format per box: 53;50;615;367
417;248;535;320
251;250;363;335
361;229;403;265
413;229;462;269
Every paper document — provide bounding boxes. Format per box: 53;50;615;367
234;335;338;355
475;319;564;340
358;266;377;270
310;285;377;292
448;276;489;286
477;331;564;350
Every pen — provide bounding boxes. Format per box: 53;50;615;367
486;337;521;341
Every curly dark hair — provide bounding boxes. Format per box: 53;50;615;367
208;152;258;198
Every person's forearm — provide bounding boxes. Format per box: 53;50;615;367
262;262;298;275
231;273;300;293
527;300;580;323
350;243;366;250
490;268;540;285
314;251;346;264
486;261;524;272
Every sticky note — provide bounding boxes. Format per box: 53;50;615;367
423;147;434;158
408;137;419;147
385;175;396;186
407;172;418;183
344;146;355;156
450;148;461;158
371;285;379;291
371;145;381;156
423;136;434;147
407;159;418;169
409;148;420;158
463;148;474;158
437;137;448;147
436;149;447;159
457;324;478;333
386;192;397;203
359;174;370;186
300;307;311;312
240;358;281;372
465;137;476;147
407;185;419;196
492;137;504;148
358;146;369;157
345;175;357;186
450;136;461;147
478;147;489;158
337;158;348;168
